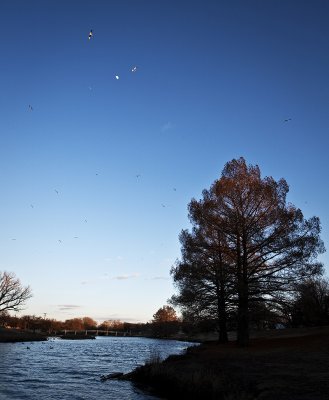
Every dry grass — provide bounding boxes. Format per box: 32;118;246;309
126;326;329;399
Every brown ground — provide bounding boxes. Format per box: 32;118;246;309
127;326;329;400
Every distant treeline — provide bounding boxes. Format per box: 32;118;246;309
1;282;329;340
0;315;147;334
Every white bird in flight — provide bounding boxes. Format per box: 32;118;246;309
131;66;138;72
88;30;93;40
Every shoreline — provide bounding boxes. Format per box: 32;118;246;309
123;326;329;400
2;326;329;398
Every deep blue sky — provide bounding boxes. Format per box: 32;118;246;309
1;0;329;323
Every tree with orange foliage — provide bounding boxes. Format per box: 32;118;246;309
64;318;84;331
152;305;179;338
152;305;178;323
172;158;325;346
82;317;97;329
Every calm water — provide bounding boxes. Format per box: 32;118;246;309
0;336;195;399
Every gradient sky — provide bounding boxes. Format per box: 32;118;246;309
1;0;329;323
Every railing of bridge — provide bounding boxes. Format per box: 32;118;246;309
54;330;132;336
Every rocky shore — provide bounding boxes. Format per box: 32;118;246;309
124;326;329;400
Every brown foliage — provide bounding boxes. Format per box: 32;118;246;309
172;158;325;346
152;306;178;323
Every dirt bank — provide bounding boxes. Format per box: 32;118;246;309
125;326;329;400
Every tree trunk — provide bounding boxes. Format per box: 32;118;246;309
237;233;249;346
215;258;229;343
237;263;249;346
237;292;249;346
218;315;228;343
219;281;229;343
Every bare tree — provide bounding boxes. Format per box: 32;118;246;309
99;319;124;330
0;271;32;313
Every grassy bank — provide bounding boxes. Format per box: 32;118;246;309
0;327;47;342
125;326;329;400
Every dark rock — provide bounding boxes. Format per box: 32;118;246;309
100;372;124;381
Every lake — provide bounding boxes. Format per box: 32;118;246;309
0;336;196;399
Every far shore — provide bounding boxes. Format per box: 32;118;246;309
0;327;102;342
0;326;203;343
0;327;48;343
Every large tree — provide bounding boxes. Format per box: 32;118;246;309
0;271;32;313
172;158;325;346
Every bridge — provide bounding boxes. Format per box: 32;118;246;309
56;329;132;337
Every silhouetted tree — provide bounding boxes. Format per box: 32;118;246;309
152;305;180;337
171;226;234;342
0;311;10;327
171;158;325;346
0;271;32;313
291;277;329;327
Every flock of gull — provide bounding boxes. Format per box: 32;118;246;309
88;29;137;81
14;29;174;245
15;29;293;245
